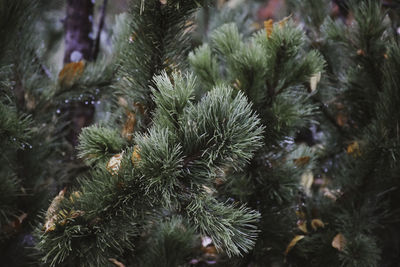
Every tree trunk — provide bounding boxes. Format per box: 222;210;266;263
64;0;94;63
63;0;95;145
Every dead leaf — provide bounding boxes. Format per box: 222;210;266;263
107;152;124;176
122;111;137;141
24;92;36;111
285;235;305;255
357;49;365;56
278;14;292;28
134;102;146;115
129;32;137;43
131;146;141;166
58;61;85;88
301;171;314;196
323;188;342;201
58;209;85;226
69;191;81;203
109;258;125;267
336;113;347;127
233;79;242;90
293;156;311;167
297;220;308;233
10;213;28;229
347;141;361;157
310;72;321;92
264;19;274;38
332;233;346;251
44;188;66;233
311;219;325;230
118;97;128;108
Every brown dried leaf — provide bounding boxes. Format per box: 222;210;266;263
293;156;311;167
107;152;124;176
311;219;325;231
332;233;346;251
44;188;66;232
10;213;28;229
134;102;145;115
297;220;308;233
347;141;361;157
357;49;365;56
109;258;125;267
285;235;305;255
131;146;141;166
278;14;292;28
122;111;137;141
58;61;85;88
336;113;347;127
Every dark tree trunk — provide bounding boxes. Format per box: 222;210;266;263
63;0;95;145
64;0;94;63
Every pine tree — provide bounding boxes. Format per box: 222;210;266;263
0;0;63;265
189;13;325;265
281;1;400;266
1;0;116;265
36;1;265;266
4;0;400;266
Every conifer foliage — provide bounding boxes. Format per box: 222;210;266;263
189;17;325;265
0;0;63;265
37;1;264;266
3;0;400;266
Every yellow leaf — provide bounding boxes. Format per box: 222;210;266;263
301;170;314;196
58;61;85;88
264;19;274;38
332;233;346;251
131;146;141;166
347;141;361;157
297;220;308;233
285;235;305;255
311;219;325;230
107;152;124;176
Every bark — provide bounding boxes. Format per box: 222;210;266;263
64;0;94;63
63;0;95;145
